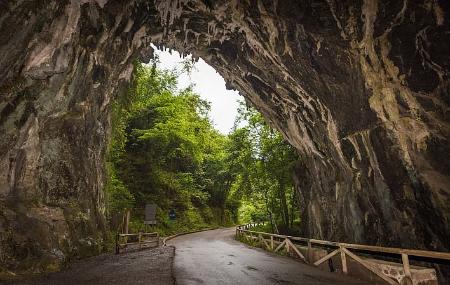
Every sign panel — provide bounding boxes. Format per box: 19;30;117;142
144;204;157;225
169;209;176;220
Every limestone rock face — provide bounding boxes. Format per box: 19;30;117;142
0;0;449;275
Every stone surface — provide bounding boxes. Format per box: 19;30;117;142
3;246;175;285
0;0;449;278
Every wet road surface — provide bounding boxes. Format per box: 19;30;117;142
168;227;370;285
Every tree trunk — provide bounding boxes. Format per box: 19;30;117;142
278;181;290;231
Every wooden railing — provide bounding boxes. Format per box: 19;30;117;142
115;232;159;254
236;224;450;285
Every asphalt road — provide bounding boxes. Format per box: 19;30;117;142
168;227;370;285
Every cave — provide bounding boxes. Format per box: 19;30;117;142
0;0;449;275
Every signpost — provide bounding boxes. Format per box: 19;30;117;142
144;204;157;225
116;204;160;253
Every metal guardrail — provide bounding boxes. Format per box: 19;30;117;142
236;224;450;285
115;232;159;254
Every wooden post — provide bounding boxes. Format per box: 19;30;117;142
124;209;130;234
342;248;397;285
401;253;413;285
115;232;120;254
138;232;142;249
270;236;274;251
285;238;290;255
340;246;348;274
122;209;131;246
307;240;313;263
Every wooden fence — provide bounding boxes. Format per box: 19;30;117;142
236;224;450;285
115;232;160;254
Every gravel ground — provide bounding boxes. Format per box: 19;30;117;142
2;246;175;285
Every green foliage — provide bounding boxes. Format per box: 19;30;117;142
228;103;300;235
105;164;135;213
106;60;239;236
105;58;300;239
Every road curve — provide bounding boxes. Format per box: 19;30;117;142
167;227;370;285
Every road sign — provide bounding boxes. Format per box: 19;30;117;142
144;204;157;225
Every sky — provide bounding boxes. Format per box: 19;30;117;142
152;47;242;134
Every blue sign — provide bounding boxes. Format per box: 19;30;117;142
169;209;176;220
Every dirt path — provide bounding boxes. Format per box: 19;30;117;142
3;246;175;285
167;228;371;285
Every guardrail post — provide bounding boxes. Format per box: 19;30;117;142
401;253;413;285
115;232;120;254
307;240;312;263
124;209;130;244
236;222;450;283
340;246;348;274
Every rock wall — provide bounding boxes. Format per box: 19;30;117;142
0;0;449;275
0;0;156;274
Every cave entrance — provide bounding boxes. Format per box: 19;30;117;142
2;0;449;278
106;45;244;233
106;44;300;241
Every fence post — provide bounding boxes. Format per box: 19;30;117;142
285;238;290;255
307;240;312;263
124;209;130;234
270;236;274;251
123;209;130;245
340;246;348;274
138;232;142;249
115;232;120;254
401;253;413;285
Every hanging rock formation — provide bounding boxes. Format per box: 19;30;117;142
0;0;449;275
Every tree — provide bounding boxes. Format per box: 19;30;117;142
106;60;239;235
228;102;299;234
105;58;299;236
